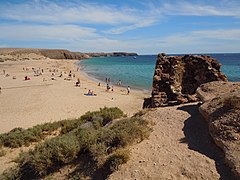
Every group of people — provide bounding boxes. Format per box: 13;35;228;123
105;78;130;95
86;89;96;96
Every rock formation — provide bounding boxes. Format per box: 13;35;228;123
144;53;227;108
197;81;240;178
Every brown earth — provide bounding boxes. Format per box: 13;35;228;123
109;104;234;180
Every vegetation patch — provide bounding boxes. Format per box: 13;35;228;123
0;107;123;148
81;107;124;126
0;120;77;148
1;107;152;179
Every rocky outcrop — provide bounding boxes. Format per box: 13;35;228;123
197;81;240;178
112;52;138;56
144;53;227;108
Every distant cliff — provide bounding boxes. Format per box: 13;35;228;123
144;53;227;108
0;48;138;61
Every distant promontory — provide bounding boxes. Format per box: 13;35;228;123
0;48;138;61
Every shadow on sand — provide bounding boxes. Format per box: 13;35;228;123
177;104;235;180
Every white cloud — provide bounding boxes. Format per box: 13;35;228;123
0;24;98;41
104;18;157;34
0;0;239;36
192;29;240;40
153;0;240;18
0;1;140;25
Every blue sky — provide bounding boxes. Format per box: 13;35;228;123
0;0;240;54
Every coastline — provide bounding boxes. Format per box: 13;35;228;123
78;57;153;92
0;58;150;133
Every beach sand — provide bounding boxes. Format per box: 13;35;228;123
0;58;148;134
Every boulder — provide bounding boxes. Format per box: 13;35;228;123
197;81;240;178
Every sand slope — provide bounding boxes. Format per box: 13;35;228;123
109;104;234;180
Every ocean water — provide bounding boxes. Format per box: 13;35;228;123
79;54;240;90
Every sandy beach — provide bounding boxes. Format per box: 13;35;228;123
0;58;148;133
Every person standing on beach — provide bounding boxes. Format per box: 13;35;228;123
3;69;5;75
127;86;130;95
106;83;110;92
118;80;122;86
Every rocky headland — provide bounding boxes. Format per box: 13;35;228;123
0;48;138;62
143;53;239;179
197;81;240;178
144;53;227;108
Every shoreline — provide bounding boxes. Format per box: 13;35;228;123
75;60;151;94
0;58;150;133
77;58;153;92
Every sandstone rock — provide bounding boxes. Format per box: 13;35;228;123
144;53;227;108
197;81;240;178
196;81;240;103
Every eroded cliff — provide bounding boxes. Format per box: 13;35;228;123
144;53;227;108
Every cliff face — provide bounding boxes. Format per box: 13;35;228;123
39;49;82;59
144;53;227;108
197;81;240;178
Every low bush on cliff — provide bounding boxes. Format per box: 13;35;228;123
2;113;152;179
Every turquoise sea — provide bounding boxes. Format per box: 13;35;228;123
79;54;240;90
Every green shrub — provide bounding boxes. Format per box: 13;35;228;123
0;119;84;148
0;107;123;148
107;117;152;148
104;149;130;172
81;107;124;126
60;118;84;134
20;133;80;177
0;167;21;180
8;109;152;179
